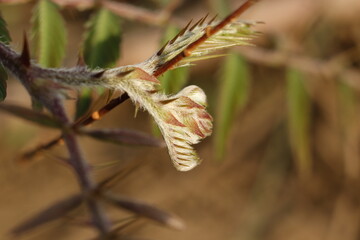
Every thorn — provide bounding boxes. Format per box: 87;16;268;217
170;20;193;45
169;22;192;46
76;52;86;67
20;33;30;67
92;70;105;78
146;89;158;94
169;34;179;45
199;13;209;26
208;14;218;25
169;20;192;45
190;18;203;31
180;19;192;36
116;69;134;78
157;40;169;56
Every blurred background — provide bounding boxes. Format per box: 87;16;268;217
1;0;360;239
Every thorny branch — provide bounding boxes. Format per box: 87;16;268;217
0;0;258;235
0;40;113;236
17;0;258;163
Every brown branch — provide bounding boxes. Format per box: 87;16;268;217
237;46;360;90
0;43;112;236
62;132;111;236
19;93;130;163
102;0;186;27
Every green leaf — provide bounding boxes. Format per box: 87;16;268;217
0;103;63;128
32;0;67;67
286;68;312;177
209;0;230;17
214;53;250;161
0;14;11;44
79;9;121;120
0;15;11;102
75;88;92;120
0;64;7;102
160;66;189;95
83;8;122;68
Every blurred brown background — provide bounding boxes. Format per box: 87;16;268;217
1;0;360;239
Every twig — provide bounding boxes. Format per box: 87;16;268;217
0;39;112;238
237;46;360;90
62;132;111;236
102;0;186;27
16;0;257;161
153;0;256;76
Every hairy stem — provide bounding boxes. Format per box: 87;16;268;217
0;40;112;237
62;132;111;236
1;0;257;163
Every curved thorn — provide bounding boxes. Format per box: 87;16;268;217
20;33;30;67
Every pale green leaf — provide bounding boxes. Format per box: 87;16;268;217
286;68;312;177
159;66;189;96
32;0;67;68
338;81;357;122
209;0;230;17
141;18;259;73
79;9;122;119
83;8;122;68
0;14;11;44
337;80;359;178
214;53;250;161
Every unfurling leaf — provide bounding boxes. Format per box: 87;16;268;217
214;54;250;160
0;14;11;44
104;193;185;230
98;67;213;171
83;8;122;68
286;68;312;176
140;16;259;74
0;103;62;128
45;10;260;171
152;25;190;136
11;194;83;235
32;0;67;67
81;128;165;147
